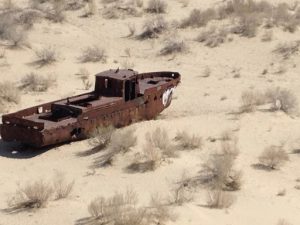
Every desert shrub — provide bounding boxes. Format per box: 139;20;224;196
180;8;216;28
168;173;193;205
85;189;172;225
110;128;137;154
200;140;242;191
0;81;20;105
277;219;292;225
20;72;56;92
160;37;187;55
239;90;265;113
206;190;234;209
76;68;92;90
127;128;174;173
93;127;137;167
258;145;289;170
231;14;259;37
53;172;74;200
174;131;202;150
261;30;273;42
7;180;53;212
45;0;66;23
0;48;5;58
196;26;229;47
34;47;58;66
88;126;115;152
138;16;167;39
65;0;85;11
146;0;167;13
273;41;300;60
127;23;136;37
3;26;27;47
265;87;298;114
17;9;41;29
79;46;107;63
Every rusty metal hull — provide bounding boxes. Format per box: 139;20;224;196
0;70;181;148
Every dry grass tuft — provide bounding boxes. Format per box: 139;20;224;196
277;219;292;225
239;90;266;113
273;41;300;60
174;131;202;150
20;72;56;92
206;190;234;209
92;127;137;167
261;30;273;42
81;189;173;225
76;68;92;90
7;180;53;213
34;47;58;66
196;26;229;47
200;140;242;191
230;14;259;37
265;87;298;115
0;81;20;105
180;8;216;28
79;46;107;63
146;0;167;14
160;37;187;55
53;172;74;200
138;16;168;39
258;145;289;170
88;126;115;152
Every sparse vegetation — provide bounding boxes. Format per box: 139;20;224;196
231;15;259;38
239;90;265;113
206;190;234;209
146;0;167;14
180;9;216;28
258;145;289;170
92;127;137;167
7;180;53;213
76;68;92;90
265;87;298;114
0;81;21;112
20;72;56;92
88;126;115;152
160;37;187;55
34;47;58;66
53;172;74;200
174;130;202;150
138;16;168;39
261;30;273;42
196;26;229;47
277;219;292;225
200;140;242;191
79;46;107;63
273;41;300;60
82;189;173;225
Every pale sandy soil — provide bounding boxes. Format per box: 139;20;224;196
1;0;300;225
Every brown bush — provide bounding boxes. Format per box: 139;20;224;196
174;130;202;150
20;72;56;92
138;16;168;39
79;46;107;63
146;0;167;13
258;145;289;170
7;180;53;213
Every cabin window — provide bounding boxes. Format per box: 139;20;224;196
105;79;108;88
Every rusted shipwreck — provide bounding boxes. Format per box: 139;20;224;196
0;69;181;147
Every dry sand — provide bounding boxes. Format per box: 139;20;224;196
0;0;300;224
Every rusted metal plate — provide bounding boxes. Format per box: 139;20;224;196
0;69;181;148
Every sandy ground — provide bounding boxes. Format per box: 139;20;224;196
1;0;300;224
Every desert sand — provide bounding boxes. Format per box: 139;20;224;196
0;0;300;224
